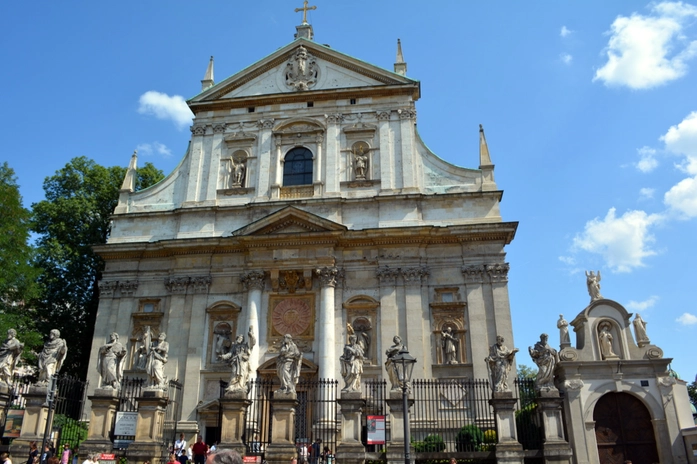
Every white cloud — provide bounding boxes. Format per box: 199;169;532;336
137;142;173;158
593;2;697;89
635;146;659;172
676;312;697;325
560;53;573;65
660;111;697;174
639;187;656;199
626;295;659;311
560;26;573;38
664;175;697;217
138;91;194;129
573;207;662;272
558;255;576;265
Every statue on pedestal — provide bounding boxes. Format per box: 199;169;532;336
585;270;603;301
557;314;570;346
0;329;24;386
598;322;618;359
97;332;126;389
441;327;459;364
385;335;406;392
353;145;369;180
633;314;650;347
276;334;302;394
146;332;169;389
220;326;256;394
339;334;364;392
485;335;518;393
528;334;559;392
37;329;67;385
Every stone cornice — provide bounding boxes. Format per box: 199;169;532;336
94;222;518;261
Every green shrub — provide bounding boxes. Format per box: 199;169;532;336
413;434;446;452
455;424;484;452
515;403;542;450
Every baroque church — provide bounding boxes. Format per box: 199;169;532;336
84;10;696;464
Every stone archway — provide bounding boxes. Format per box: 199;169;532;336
593;392;659;464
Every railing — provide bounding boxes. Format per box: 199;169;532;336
53;375;89;450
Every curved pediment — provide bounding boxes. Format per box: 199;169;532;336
273;117;325;135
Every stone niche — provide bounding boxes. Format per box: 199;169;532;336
343;295;380;365
430;288;467;366
205;301;242;369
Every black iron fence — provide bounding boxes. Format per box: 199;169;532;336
160;379;183;462
112;377;145;449
362;379;388;457
52;375;89;450
0;376;32;444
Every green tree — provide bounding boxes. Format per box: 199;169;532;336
0;162;43;364
31;157;164;378
688;379;697;408
517;364;536;379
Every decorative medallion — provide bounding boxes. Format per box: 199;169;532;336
285;46;319;91
271;297;313;336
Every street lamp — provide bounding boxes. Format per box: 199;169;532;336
390;346;416;464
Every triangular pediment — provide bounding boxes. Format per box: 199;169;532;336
190;38;419;105
231;206;347;236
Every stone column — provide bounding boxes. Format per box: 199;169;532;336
489;392;524;464
401;267;429;375
315;267;340;380
10;385;50;453
242;271;265;373
264;392;299;464
256;119;274;200
128;390;169;464
337;393;366;464
386;394;414;464
398;109;417;191
81;388;121;457
462;265;490;379
537;391;573;464
184;125;207;206
219;391;252;455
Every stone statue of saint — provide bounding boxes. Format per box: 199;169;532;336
275;334;302;394
385;335;407;392
230;158;246;188
441;327;459;364
146;332;169;389
633;314;650;347
557;314;570;346
0;329;24;386
598;322;618;359
347;322;371;361
354;145;369;180
528;334;559;392
220;326;256;394
485;335;518;393
97;332;126;389
37;329;68;385
340;334;364;392
585;270;603;301
133;326;151;371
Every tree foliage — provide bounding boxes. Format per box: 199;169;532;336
0;162;43;363
31;156;164;378
688;379;697;408
517;364;537;380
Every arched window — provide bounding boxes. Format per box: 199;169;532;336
283;147;313;186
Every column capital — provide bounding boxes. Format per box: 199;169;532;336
98;281;119;298
241;271;266;291
190;125;206;136
191;275;212;293
461;264;485;284
486;262;510;283
118;280;139;296
315;266;341;287
376;266;399;285
401;266;430;284
165;276;190;294
257;118;275;130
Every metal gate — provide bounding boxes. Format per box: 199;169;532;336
160;379;183;462
0;376;32;445
113;377;145;450
52;375;89;450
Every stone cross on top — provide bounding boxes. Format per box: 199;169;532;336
295;0;316;24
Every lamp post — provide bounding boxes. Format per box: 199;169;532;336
390;346;416;464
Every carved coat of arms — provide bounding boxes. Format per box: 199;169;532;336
285;46;319;91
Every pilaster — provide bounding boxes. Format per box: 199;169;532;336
184;125;207;206
401;266;429;376
256;119;274;200
204;124;226;202
376;266;400;381
398;109;417;191
462;265;489;379
325;114;341;194
377;111;395;191
181;276;210;419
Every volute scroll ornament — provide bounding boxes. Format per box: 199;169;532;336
563;379;583;391
462;265;485;284
486;263;510;282
241;271;266;291
316;266;342;288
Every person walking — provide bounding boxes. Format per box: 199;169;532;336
192;436;209;464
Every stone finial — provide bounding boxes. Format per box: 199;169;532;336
394;39;407;76
479;124;493;168
201;56;214;92
120;151;138;192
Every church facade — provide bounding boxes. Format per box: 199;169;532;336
83;16;696;464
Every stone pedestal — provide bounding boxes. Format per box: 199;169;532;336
337;393;366;464
81;388;121;458
9;385;49;456
264;392;298;464
0;383;12;433
537;391;572;464
219;391;252;455
386;392;414;464
489;392;524;464
127;389;169;464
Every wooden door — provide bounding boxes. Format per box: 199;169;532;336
594;392;659;464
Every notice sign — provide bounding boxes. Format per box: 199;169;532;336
3;410;24;438
243;457;261;463
114;411;138;436
99;454;116;464
366;415;385;445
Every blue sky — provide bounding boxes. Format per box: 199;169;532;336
2;1;696;380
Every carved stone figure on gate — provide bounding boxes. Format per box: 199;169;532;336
485;335;518;393
385;335;406;392
276;334;302;394
220;326;256;394
0;329;24;386
633;314;650;347
528;333;558;392
97;332;126;389
557;314;570;346
37;329;67;385
340;334;364;392
598;322;618;360
585;270;603;301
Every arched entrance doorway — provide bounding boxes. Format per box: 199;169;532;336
593;392;659;464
